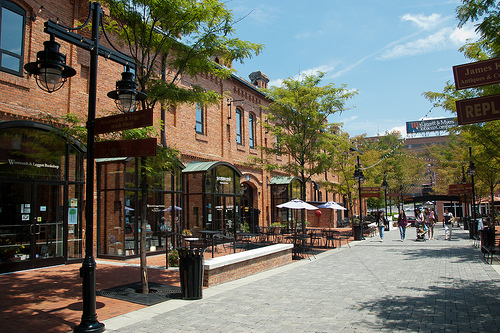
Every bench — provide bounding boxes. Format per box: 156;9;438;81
203;243;293;287
482;244;500;264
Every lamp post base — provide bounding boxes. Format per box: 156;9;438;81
74;321;105;333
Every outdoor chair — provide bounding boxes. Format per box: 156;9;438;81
309;229;323;248
324;230;339;248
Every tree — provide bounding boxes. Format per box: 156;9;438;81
252;72;357;232
102;0;264;144
100;0;264;293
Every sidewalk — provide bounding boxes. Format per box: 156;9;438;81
104;225;500;332
1;226;499;332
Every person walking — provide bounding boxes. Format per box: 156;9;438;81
423;208;431;239
377;211;386;242
398;210;408;241
428;207;436;239
443;208;454;240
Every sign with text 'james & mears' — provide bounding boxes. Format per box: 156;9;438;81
453;57;500;90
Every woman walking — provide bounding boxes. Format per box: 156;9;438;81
444;209;454;240
398;210;408;241
377;211;386;242
428;208;436;239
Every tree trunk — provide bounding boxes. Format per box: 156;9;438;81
140;157;149;294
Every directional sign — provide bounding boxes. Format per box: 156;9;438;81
95;138;157;158
453;57;500;90
95;108;153;134
448;183;472;195
361;187;381;198
456;94;500;125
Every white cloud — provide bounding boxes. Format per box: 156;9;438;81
449;23;478;44
378;28;452;60
401;13;445;31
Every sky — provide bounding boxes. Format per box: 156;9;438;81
225;0;479;137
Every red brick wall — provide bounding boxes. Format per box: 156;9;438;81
203;248;292;287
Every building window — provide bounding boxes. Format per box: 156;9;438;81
249;113;255;148
195;102;204;134
236;108;242;145
0;1;25;76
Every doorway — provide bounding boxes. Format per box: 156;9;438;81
0;181;65;273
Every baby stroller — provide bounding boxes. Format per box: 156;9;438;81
416;222;427;241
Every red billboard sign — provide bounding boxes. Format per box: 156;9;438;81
95;108;153;134
453;57;500;90
95;138;157;158
456;94;500;125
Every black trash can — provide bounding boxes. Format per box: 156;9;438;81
178;247;205;300
353;224;363;241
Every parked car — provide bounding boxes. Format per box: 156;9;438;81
407;216;416;227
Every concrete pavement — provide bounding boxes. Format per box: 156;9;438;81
103;225;500;332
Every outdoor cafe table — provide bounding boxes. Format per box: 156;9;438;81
197;230;220;257
284;233;309;259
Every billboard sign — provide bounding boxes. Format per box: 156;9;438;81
406;118;457;134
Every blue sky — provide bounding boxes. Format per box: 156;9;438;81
225;0;478;137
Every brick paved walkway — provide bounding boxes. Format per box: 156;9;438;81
1;226;498;332
104;225;500;333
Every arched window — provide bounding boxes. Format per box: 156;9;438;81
236;108;242;145
249;113;255;148
0;0;25;76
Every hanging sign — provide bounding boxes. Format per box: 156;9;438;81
95;138;157;158
95;108;153;134
455;94;500;125
453;57;500;90
448;183;473;195
361;187;381;198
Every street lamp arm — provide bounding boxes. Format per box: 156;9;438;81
45;20;136;69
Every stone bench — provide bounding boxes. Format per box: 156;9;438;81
203;243;293;287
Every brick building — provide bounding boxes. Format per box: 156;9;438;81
0;0;342;273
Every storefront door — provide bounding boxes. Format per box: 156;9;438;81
0;181;65;273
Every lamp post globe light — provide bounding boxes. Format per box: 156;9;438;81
24;3;146;332
466;147;477;239
353;155;365;240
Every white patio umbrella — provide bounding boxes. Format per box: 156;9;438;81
277;198;318;210
277;199;318;233
317;201;347;228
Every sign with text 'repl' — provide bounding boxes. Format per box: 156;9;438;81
455;94;500;125
95;108;153;134
361;187;381;198
95;138;157;158
453;57;500;90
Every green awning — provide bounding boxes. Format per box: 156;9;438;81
269;176;300;185
182;161;242;176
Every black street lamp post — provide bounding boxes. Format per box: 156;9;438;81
353;155;365;240
466;147;477;239
25;3;145;332
381;173;388;219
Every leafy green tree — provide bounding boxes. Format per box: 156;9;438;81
252;72;357;232
100;0;263;293
102;0;263;144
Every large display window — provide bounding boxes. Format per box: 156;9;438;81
0;122;85;273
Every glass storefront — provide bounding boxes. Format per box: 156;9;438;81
97;158;183;258
0;122;85;273
270;176;302;227
183;162;242;235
